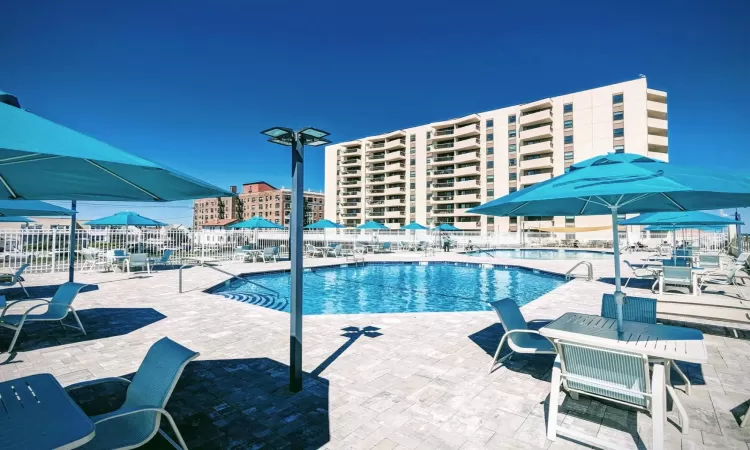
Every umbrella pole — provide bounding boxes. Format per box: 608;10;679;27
673;225;677;264
611;208;624;332
68;200;77;282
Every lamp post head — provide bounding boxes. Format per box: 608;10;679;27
298;127;331;147
261;127;331;147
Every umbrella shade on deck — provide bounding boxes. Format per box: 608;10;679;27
0;216;33;222
434;223;461;231
304;219;345;229
0;92;233;201
357;221;388;230
468;153;750;331
0;200;74;217
229;217;284;229
86;211;167;227
401;222;428;230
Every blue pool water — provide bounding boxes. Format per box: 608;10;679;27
211;262;565;315
468;249;613;260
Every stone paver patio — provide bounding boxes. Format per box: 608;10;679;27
1;251;750;449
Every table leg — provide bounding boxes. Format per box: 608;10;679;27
652;363;665;450
659;274;664;295
692;273;699;296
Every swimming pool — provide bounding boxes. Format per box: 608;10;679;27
211;262;565;315
468;249;613;260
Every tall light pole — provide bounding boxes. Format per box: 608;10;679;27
261;127;331;392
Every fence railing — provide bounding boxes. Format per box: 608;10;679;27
0;228;739;274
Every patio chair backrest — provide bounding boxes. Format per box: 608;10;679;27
113;249;126;257
273;246;280;256
737;252;749;264
12;263;29;281
47;282;87;319
264;247;276;258
662;266;692;283
488;298;535;350
160;249;173;263
382;242;391;250
600;294;656;324
557;340;650;408
305;244;315;252
123;338;199;431
699;254;720;267
129;253;148;265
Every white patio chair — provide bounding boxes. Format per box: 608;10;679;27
547;340;689;447
126;253;150;273
0;263;29;297
487;298;555;374
79;250;110;273
623;260;658;291
700;264;746;299
660;266;693;295
65;337;198;450
262;247;278;263
305;244;323;258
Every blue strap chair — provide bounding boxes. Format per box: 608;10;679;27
487;298;555;373
66;337;198;450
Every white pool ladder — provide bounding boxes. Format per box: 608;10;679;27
565;261;593;281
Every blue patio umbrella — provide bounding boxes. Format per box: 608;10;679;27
434;223;461;232
0;200;74;217
0;216;33;222
357;221;388;230
86;211;167;227
645;225;727;232
468;153;750;330
230;217;285;229
304;219;345;229
401;222;428;230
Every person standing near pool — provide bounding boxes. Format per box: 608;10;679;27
442;233;451;252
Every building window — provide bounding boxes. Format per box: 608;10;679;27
487;217;494;224
509;173;517;181
508;130;516;138
487;133;494;142
410;159;416;166
410;134;415;142
509;144;517;153
613;111;624;121
410;207;415;213
564;103;573;113
613;128;624;138
487;175;494;183
487;189;494;197
508;115;516;124
614;145;625;153
426;131;431;139
410;183;415;189
410;148;416;154
509;158;516;166
487;147;494;155
409;195;416;201
564;120;573;129
486;119;494;128
410;171;416;178
487;161;494;169
564;151;574;160
509;187;517;193
564;135;573;144
613;93;624;104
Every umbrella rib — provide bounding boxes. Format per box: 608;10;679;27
0;174;19;198
619;193;655;207
0;155;61;166
660;193;686;211
86;160;162;201
507;202;530;216
579;197;592;215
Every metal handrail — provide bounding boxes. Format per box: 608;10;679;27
565;261;593;281
178;261;279;297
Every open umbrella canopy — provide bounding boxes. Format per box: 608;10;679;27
0;200;74;216
434;223;461;231
401;222;428;230
357;221;388;230
0;216;33;222
645;225;726;232
619;211;744;227
229;216;284;229
86;211;167;227
0;92;233;201
304;219;345;229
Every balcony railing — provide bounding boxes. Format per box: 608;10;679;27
432;196;454;201
434;141;455;149
370;155;385;160
434;156;454;162
371;142;385;149
432;182;455;188
435;129;454;137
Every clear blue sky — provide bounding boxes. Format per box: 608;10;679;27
1;0;749;226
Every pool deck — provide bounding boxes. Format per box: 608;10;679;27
1;251;750;449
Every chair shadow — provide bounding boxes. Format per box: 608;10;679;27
0;307;166;356
468;321;555;381
68;357;330;449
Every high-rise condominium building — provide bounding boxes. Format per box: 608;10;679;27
193;181;325;229
324;78;668;235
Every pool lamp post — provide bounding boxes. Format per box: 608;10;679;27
261;126;331;392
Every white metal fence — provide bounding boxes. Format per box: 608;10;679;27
0;227;742;274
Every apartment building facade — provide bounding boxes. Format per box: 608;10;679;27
324;78;668;235
193;181;325;229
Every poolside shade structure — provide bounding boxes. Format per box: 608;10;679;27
401;222;428;231
434;223;461;232
229;217;285;229
304;219;345;229
645;225;726;232
468;152;750;331
86;211;167;227
0;216;33;222
0;200;74;217
357;221;388;230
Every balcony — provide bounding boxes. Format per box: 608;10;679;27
386;161;406;170
342;191;361;197
431;128;454;141
367;165;387;174
431;169;455;179
342;168;361;175
520;98;553;112
342;147;362;155
454;123;480;138
519;140;553;156
385;174;405;183
431;155;455;165
385;151;406;162
385;139;406;150
521;172;553;185
340;179;362;186
431;182;455;191
430;195;454;204
341;158;361;166
384;186;405;195
432;208;455;216
454;137;481;151
647;118;668;135
454;152;480;164
340;212;361;218
455;165;480;177
519;109;552;126
383;198;405;207
455;179;480;190
454;193;480;203
369;154;385;161
368;209;386;218
339;201;360;207
432;140;455;154
455;221;480;230
369;142;386;150
520;156;553;171
648;134;668;151
647;100;668;119
520;124;553;140
385;210;405;218
367;188;385;195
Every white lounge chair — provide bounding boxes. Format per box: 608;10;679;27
0;282;87;353
623;260;658;291
700;264;746;299
126;253;150;273
659;266;693;295
547;340;689;447
487;298;555;374
0;263;29;297
65;337;198;450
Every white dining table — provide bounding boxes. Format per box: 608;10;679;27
541;313;707;450
0;373;95;449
